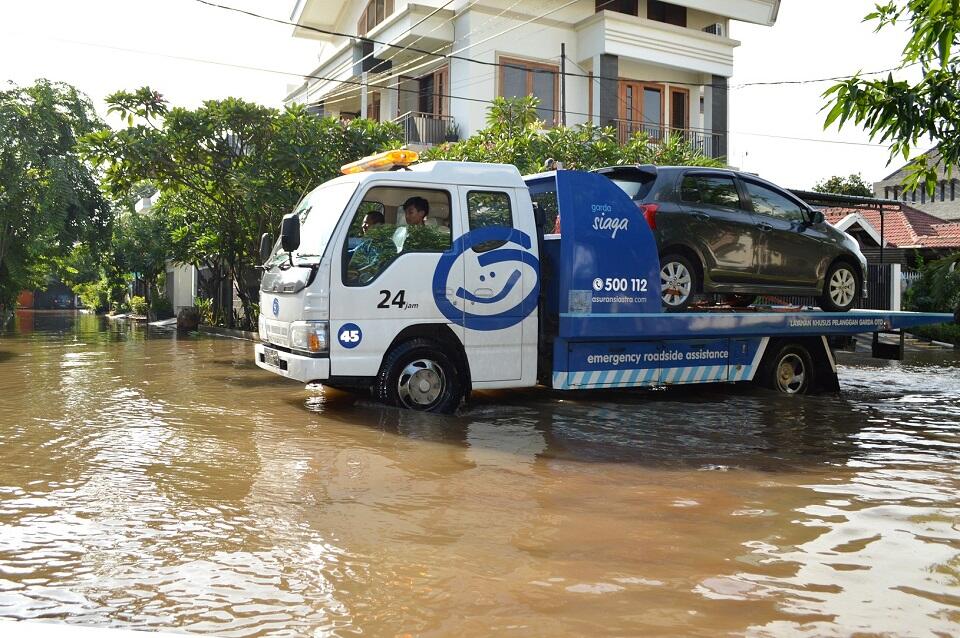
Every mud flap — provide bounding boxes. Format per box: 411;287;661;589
815;335;840;393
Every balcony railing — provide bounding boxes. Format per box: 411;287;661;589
614;120;722;158
394;111;455;147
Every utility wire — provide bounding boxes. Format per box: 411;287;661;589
3;30;890;149
192;0;921;94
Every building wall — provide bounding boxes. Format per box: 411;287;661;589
295;0;739;139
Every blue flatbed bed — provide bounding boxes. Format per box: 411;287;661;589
524;170;953;393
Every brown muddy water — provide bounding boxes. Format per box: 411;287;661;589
1;311;959;637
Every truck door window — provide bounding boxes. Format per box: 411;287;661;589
343;186;452;286
467;190;513;252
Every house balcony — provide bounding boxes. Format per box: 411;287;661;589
577;10;739;77
614;120;721;157
394;111;455;148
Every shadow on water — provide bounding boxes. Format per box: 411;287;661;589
286;380;887;473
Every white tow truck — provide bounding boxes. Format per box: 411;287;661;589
254;150;953;412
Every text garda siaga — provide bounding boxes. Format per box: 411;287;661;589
592;204;630;239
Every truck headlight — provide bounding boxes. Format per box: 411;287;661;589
289;321;329;354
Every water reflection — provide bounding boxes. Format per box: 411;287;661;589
0;312;958;636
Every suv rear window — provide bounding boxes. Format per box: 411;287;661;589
606;172;657;201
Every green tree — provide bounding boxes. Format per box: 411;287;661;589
812;173;875;197
425;96;723;173
83;88;402;328
823;1;960;195
0;79;110;316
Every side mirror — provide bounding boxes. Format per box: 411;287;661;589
259;232;274;265
280;213;300;253
809;210;825;224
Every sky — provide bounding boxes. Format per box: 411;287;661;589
1;0;921;191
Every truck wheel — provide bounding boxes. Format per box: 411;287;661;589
375;338;463;413
819;262;860;312
759;343;813;395
660;254;699;311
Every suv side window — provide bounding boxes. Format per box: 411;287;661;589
680;174;741;210
744;181;806;223
467;190;513;252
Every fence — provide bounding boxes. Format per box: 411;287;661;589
394;111;455;146
613;120;721;157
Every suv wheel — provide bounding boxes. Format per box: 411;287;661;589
660;254;699;311
819;262;860;312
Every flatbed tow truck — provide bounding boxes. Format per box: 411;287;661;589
254;151;953;412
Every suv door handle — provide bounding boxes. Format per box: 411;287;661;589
757;223;773;232
692;212;709;221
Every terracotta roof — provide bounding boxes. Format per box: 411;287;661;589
823;203;960;248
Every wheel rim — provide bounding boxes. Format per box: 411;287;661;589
661;261;692;307
775;354;806;394
397;358;446;409
828;267;856;308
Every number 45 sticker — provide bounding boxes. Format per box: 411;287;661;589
338;323;363;349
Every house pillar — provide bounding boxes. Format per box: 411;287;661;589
890;263;902;311
380;80;399;123
710;74;728;159
597;54;619;129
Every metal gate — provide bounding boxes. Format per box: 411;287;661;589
863;264;892;310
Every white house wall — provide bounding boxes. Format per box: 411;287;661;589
448;5;593;136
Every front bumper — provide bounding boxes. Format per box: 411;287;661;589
254;343;329;383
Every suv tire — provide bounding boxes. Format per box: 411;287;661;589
660;253;699;311
819;262;860;312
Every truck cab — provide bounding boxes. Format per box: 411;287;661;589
256;152;542;412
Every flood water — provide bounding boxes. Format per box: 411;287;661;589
1;311;959;637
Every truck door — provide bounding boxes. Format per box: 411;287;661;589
456;187;534;382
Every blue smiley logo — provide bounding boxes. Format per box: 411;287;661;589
272;297;279;317
432;227;540;331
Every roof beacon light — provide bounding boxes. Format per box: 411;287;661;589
340;150;419;175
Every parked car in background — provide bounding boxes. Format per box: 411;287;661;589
593;165;867;312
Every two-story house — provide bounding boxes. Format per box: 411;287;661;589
285;0;780;158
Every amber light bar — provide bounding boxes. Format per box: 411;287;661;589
340;149;419;174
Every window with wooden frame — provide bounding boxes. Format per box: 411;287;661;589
357;0;394;36
619;80;664;137
596;0;638;15
648;0;687;27
669;87;689;131
499;56;560;126
417;66;449;116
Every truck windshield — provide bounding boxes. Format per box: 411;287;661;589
268;181;357;268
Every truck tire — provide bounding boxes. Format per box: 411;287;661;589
660;253;699;311
819;262;860;312
758;342;813;395
374;338;463;413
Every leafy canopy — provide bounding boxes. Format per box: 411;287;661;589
823;1;960;194
83;88;403;328
812;173;875;197
424;96;723;173
0;79;109;313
